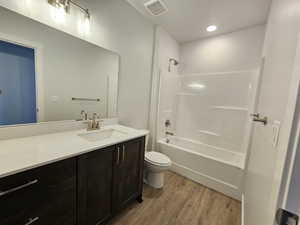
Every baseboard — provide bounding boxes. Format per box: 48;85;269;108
170;162;242;200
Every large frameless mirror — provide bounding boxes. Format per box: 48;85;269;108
0;6;119;126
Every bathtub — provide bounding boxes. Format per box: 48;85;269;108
158;136;245;200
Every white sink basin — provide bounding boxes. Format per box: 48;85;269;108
78;129;127;142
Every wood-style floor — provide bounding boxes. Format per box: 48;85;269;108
107;171;241;225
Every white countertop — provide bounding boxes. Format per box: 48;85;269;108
0;125;149;179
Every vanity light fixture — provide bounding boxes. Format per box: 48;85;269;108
48;0;90;19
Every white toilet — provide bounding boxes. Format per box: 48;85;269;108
144;151;171;189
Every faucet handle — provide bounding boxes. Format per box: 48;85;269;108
81;110;88;120
93;113;100;119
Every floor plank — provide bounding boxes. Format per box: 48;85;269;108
107;171;241;225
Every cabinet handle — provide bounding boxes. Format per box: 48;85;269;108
25;217;39;225
0;179;38;197
122;145;126;162
116;147;120;165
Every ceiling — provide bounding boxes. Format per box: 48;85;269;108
126;0;272;43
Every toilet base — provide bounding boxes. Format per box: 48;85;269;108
145;171;165;189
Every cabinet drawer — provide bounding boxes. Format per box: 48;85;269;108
0;158;76;225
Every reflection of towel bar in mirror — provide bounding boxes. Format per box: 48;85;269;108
72;97;101;102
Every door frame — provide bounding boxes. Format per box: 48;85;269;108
273;34;300;217
0;32;45;123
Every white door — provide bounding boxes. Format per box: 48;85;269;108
244;35;300;225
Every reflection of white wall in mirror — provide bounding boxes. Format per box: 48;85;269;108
78;15;90;36
51;96;59;102
188;83;206;90
107;73;119;118
24;0;32;7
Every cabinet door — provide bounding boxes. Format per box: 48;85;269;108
0;158;76;225
113;137;145;212
77;147;114;225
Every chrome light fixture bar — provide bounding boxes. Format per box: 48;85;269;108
48;0;90;18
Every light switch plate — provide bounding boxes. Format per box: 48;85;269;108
272;120;281;148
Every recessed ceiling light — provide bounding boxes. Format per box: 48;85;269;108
206;25;217;32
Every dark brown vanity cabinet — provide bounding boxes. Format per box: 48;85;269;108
113;138;145;212
0;136;145;225
78;137;145;225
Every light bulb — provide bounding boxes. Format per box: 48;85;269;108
206;25;217;32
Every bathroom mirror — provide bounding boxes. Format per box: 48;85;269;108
0;6;119;126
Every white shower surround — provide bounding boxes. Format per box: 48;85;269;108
157;70;260;200
175;70;258;153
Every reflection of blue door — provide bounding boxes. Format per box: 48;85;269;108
0;40;37;126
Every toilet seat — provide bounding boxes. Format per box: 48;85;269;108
145;152;171;166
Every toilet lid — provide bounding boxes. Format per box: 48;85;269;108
145;152;171;166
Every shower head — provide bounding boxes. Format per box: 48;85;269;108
169;58;179;66
168;58;179;72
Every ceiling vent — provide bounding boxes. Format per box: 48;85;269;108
144;0;168;16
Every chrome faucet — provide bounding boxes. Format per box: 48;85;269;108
87;113;101;131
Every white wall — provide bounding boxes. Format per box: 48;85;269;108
0;0;154;129
156;27;180;72
180;25;266;74
148;26;180;149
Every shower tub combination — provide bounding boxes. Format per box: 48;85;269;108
155;70;259;200
158;136;245;200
